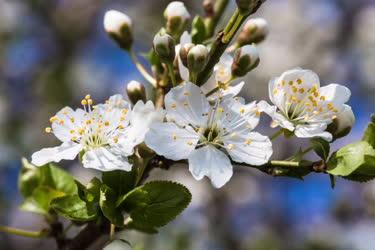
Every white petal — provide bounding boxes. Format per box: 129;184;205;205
51;107;86;142
82;147;132;171
31;141;82;166
319;84;351;106
126;100;165;145
294;123;332;141
104;94;131;110
145;122;199;161
223;132;273;166
188;145;233;188
176;31;192;81
257;101;295;131
180;31;192;45
220;98;260;131
214;53;233;84
165;82;210;127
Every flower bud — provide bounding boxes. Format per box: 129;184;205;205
153;33;176;63
164;1;191;39
179;43;195;68
237;18;269;46
187;45;209;74
104;10;133;50
231;45;260;77
235;0;266;16
126;80;146;105
327;105;355;139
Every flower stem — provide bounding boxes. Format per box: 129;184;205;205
270;130;283;141
0;225;49;238
109;224;115;241
129;49;157;87
204;0;230;38
269;160;301;168
167;63;177;87
196;8;249;86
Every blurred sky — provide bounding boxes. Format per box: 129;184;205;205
0;0;375;249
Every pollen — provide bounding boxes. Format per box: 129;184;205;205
320;96;326;101
239;107;245;114
297;78;303;84
183;102;189;107
104;121;110;126
85;94;91;100
70;117;75;123
218;107;224;113
45;127;52;133
227;144;235;150
332;115;337;120
59;120;65;125
113;137;119;143
299;88;305;94
273;88;278;95
171;103;177;109
49;116;58;123
230;132;237;138
87;99;93;105
187;141;193;146
288;81;294;86
172;133;177;140
69;129;75;134
118;125;124;129
85;120;92;125
183;92;190;96
78;128;85;135
245;139;252;145
81;99;88;106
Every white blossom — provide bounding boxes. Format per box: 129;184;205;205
145;82;273;188
258;68;352;141
31;95;163;171
104;10;132;35
176;32;245;99
164;1;190;22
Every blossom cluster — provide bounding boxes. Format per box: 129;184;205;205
31;1;355;189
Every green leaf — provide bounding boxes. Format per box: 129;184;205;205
327;141;375;177
191;16;206;44
20;186;66;214
77;177;102;203
311;138;330;161
19;163;78;215
126;220;158;234
100;184;124;227
118;181;191;228
102;169;136;196
19;158;41;198
363;114;375;147
51;195;98;222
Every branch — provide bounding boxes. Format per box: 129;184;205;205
0;225;49;238
204;0;230;38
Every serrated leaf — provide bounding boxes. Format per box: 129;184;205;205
191;16;206;44
18;162;78;215
102;169;136;197
327;141;375;177
51;195;98;222
100;184;124;227
342;173;375;183
311;138;330;161
118;181;191;228
363;114;375;147
77;177;102;203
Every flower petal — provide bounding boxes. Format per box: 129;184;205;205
51;107;86;142
319;84;351;107
257;101;295;131
223;132;273;166
125;100;165;146
31;141;82;166
214;53;233;84
188;145;233;188
82;147;132;171
294;123;332;141
176;31;192;82
165;82;210;127
145;122;199;161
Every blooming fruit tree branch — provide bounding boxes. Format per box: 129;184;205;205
1;0;375;249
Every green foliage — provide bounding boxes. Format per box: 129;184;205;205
327;141;375;179
50;195;98;222
118;181;191;229
102;169;137;196
191;16;206;44
19;160;78;215
363;114;375;147
310;138;330;161
100;184;125;227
